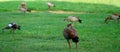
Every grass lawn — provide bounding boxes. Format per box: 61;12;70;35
0;0;120;52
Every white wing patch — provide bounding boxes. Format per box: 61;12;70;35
8;24;13;27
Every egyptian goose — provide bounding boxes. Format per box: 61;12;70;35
105;14;120;24
2;22;21;33
18;1;31;14
63;23;79;48
64;16;82;23
46;2;55;10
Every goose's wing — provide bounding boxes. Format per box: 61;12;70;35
64;28;77;39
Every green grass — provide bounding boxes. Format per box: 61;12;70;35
0;0;120;13
0;0;120;52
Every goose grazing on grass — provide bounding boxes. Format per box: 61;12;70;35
105;14;120;24
63;23;79;49
2;22;21;33
18;1;31;14
64;16;82;24
46;2;55;10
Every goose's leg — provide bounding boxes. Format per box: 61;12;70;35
67;40;71;48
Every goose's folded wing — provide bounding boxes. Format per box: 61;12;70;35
64;28;77;38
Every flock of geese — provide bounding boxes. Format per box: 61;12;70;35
1;1;120;49
18;1;120;23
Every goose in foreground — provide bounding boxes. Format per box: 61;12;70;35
2;22;21;33
63;23;79;48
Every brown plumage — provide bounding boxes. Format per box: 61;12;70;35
2;23;21;33
63;23;79;48
105;14;120;24
64;16;82;23
18;1;31;14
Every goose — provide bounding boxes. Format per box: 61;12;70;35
18;1;31;14
47;2;55;10
63;23;79;48
105;14;120;24
2;22;21;33
64;16;82;23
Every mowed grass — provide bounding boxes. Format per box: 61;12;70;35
0;1;120;13
0;12;120;52
0;0;120;52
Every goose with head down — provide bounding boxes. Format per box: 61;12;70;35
64;16;82;24
2;22;21;33
46;2;55;10
18;1;31;15
105;14;120;24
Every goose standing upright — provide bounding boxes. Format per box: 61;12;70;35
63;23;79;48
